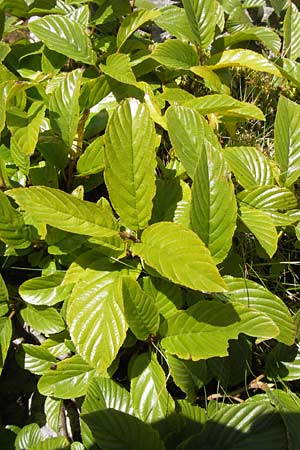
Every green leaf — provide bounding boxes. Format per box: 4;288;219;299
166;353;210;402
0;317;12;375
141;276;183;320
161;300;279;360
81;375;133;449
200;400;287;450
278;57;300;87
49;69;82;148
38;354;95;399
117;9;161;49
100;53;137;86
19;273;73;307
0;274;8;316
238;186;297;211
10;137;30;175
130;353;175;422
182;0;217;49
268;389;300;450
190;142;237;263
80;75;111;110
239;206;278;258
7;186;120;241
134;222;227;292
166;105;205;179
121;277;159;341
224;146;274;189
222;276;296;345
0;190;31;249
82;376;133;413
81;409;166;450
206;49;282;77
185;94;265;121
15;424;41;450
208;335;252;388
151;39;199;70
28;15;96;65
77;136;105;176
20;304;65;335
284;3;300;60
8;102;46;156
190;65;225;92
266;342;300;381
0;0;28;17
30;436;70;450
151;178;191;228
274;95;300;187
104;98;156;230
154;5;195;42
44;397;62;434
21;344;57;375
66;259;128;374
215;27;281;55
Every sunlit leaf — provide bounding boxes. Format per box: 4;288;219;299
161;300;279;360
224;146;274;189
274;95;300;187
223;276;296;345
19;273;73;307
100;53;137;86
182;0;217;49
206;49;281;77
28;15;96;64
21;344;57;375
151;39;199;70
238;186;297;211
133;222;227;292
38;354;96;399
0;190;31;249
130;352;175;422
117;9;161;49
121;277;159;341
104;98;156;230
239;206;278;258
8;186;120;240
190;142;237;263
66;259;128;374
49;69;82;148
284;3;300;60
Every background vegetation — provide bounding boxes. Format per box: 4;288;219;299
0;0;300;449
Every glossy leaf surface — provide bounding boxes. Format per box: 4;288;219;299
134;222;227;292
224;146;273;189
190;142;237;263
130;352;175;422
161;300;279;360
223;276;296;345
49;69;82;148
105;98;156;230
274;95;300;187
66;260;127;374
121;277;159;341
206;49;281;76
8;187;120;240
38;354;96;399
28;15;96;64
239;206;278;257
182;0;217;49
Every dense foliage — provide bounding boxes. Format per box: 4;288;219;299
0;0;300;448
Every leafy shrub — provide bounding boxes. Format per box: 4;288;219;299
0;0;300;449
